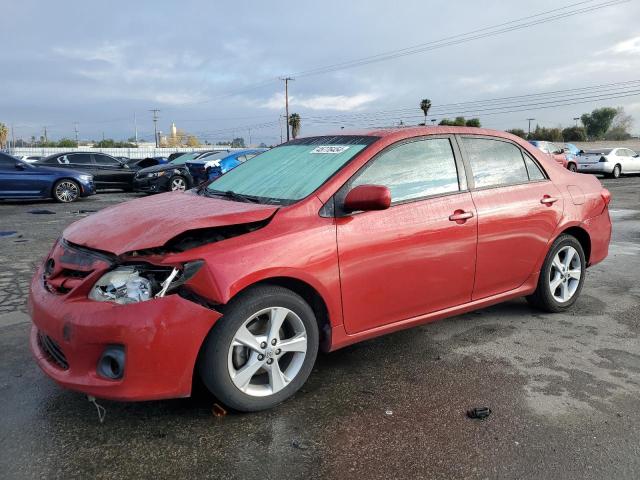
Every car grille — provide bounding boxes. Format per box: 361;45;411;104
37;331;69;370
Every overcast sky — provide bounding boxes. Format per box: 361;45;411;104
2;0;640;144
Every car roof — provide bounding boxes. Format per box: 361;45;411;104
294;126;529;146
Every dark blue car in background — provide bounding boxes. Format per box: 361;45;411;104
0;152;95;202
185;149;267;184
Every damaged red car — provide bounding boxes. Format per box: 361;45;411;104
29;127;612;412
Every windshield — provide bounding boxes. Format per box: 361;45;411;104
205;136;377;204
170;152;203;165
197;151;230;162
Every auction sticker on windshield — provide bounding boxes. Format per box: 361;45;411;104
310;146;351;154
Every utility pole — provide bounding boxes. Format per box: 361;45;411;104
248;127;252;146
526;118;535;137
573;117;580;127
134;112;139;146
279;115;284;144
10;124;15;151
150;109;160;147
43;126;48;144
279;77;294;141
73;122;79;147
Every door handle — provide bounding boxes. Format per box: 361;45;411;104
540;195;558;205
449;210;474;223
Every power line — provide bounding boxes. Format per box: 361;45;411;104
163;0;628;108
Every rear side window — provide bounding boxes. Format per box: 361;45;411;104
352;138;460;203
523;154;546;181
462;137;529;188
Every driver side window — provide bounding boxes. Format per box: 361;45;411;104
351;138;461;203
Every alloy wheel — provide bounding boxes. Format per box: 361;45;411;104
548;245;582;303
55;181;79;202
171;177;186;191
613;165;621;178
227;306;308;397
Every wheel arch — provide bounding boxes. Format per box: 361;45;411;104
559;225;591;264
228;276;332;352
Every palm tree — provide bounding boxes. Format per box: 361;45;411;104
419;99;432;126
289;113;301;139
0;123;8;149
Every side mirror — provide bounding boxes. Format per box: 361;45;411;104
15;162;25;170
634;154;639;158
344;185;391;213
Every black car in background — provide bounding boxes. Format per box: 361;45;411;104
126;156;168;170
132;153;198;193
36;152;135;191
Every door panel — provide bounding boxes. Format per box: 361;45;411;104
470;182;563;299
93;154;131;185
65;153;96;177
337;193;477;334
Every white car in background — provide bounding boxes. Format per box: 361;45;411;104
577;147;640;178
19;155;43;163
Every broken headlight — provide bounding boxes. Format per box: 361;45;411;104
88;261;203;305
89;267;153;304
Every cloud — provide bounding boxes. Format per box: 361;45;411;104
607;35;640;55
262;93;377;111
53;42;127;64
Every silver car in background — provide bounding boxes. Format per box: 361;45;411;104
577;147;640;178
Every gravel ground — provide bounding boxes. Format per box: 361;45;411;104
0;178;639;479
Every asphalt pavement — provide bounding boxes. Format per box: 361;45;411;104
0;178;639;479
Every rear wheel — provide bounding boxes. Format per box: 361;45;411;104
526;234;586;313
53;179;80;203
610;164;621;179
568;162;577;172
169;175;187;191
198;285;319;412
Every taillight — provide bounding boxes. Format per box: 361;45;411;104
599;156;607;163
601;189;611;207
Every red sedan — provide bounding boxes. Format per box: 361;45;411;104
29;127;612;411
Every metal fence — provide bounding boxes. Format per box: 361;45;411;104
9;146;244;160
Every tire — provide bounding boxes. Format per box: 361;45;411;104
198;285;319;412
609;164;621;179
526;234;586;313
169;175;187;191
568;162;577;172
52;179;80;203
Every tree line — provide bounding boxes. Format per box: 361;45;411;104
506;107;633;142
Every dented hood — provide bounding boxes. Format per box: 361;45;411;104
63;191;279;255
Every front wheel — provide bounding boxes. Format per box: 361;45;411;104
169;175;187;191
198;285;319;412
526;234;586;313
53;179;80;203
568;162;577;172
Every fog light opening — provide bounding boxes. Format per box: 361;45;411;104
97;346;125;380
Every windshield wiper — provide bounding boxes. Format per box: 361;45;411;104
206;189;261;203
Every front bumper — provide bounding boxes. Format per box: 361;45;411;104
28;264;222;401
132;175;169;193
79;179;96;197
577;162;612;174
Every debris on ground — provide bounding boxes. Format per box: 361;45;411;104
87;395;107;423
0;231;18;238
385;409;393;416
212;403;227;417
28;209;56;215
291;439;310;450
73;209;98;215
467;406;492;420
